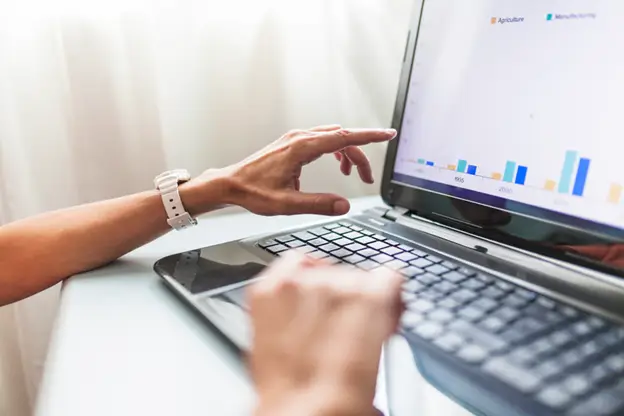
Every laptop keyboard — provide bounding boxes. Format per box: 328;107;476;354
257;220;624;416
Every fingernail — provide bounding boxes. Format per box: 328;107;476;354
333;200;350;215
385;128;397;137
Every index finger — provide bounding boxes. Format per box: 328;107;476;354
300;128;397;159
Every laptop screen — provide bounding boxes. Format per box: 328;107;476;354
392;1;624;237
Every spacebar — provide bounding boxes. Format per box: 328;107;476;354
449;320;509;352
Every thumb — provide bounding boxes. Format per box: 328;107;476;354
280;191;350;216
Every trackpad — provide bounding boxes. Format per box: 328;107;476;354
221;286;248;308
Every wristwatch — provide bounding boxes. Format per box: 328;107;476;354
154;169;198;231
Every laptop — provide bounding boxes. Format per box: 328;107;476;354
154;1;624;415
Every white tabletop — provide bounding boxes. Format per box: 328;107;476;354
36;196;471;416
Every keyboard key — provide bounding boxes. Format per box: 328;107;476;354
537;296;556;309
536;386;572;410
431;281;458;295
382;246;403;256
293;231;316;241
267;244;289;254
512;317;548;338
357;260;380;271
456;344;488;364
514;288;537;301
462;278;486;291
369;241;389;250
587;363;612;385
324;257;342;265
333;226;352;234
350;225;363;231
493;307;521;323
441;261;458;270
438;298;461;310
451;289;479;304
344;231;364;240
568;389;624;416
458;306;485;322
429;309;455;323
333;238;353;247
413;322;443;340
560;305;580;318
400;266;424;278
361;229;374;236
401;311;424;328
476;273;495;283
295;245;315;254
606;353;624;373
507;347;537;366
404;280;426;293
309;227;330;236
324;223;340;230
471;298;498;312
434;333;464;352
398;244;413;251
258;239;278;248
345;243;366;252
411;248;428;257
483;358;542;393
385;239;400;246
343;254;365;265
534;360;563;380
441;271;467;284
331;249;353;258
426;255;443;263
286;240;305;248
410;299;435;313
309;238;328;247
319;243;340;253
502;294;530;309
529;338;556;357
588;317;607;330
308;250;329;259
357;248;379;258
356;236;376;245
275;235;295;243
371;253;393;264
396;252;418;262
338;221;352;227
458;267;477;277
551;329;574;348
418;289;443;301
385;259;408;270
480;316;506;333
572;321;593;337
427;265;450;275
563;374;591;397
410;258;433;269
373;234;386;241
481;286;507;300
450;320;509;352
324;233;342;241
417;273;441;286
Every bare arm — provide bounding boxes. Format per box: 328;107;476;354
0;126;394;307
0;177;229;306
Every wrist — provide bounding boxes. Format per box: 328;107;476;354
178;169;235;216
255;386;374;416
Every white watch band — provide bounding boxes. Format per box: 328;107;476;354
154;169;198;231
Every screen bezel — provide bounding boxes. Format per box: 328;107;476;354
380;1;624;277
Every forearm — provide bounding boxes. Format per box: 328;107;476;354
0;177;230;306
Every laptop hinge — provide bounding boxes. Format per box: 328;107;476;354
383;207;410;222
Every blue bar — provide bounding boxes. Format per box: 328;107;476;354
572;158;591;196
457;160;468;173
426;161;434;166
558;151;578;193
503;161;516;183
515;166;528;185
467;165;477;175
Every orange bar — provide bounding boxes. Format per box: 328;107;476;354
447;164;457;171
491;172;502;180
545;180;556;191
609;184;622;204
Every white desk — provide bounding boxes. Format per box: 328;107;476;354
36;196;471;416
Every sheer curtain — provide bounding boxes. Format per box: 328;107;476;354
0;0;412;414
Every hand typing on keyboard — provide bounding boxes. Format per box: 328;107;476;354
249;251;403;416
